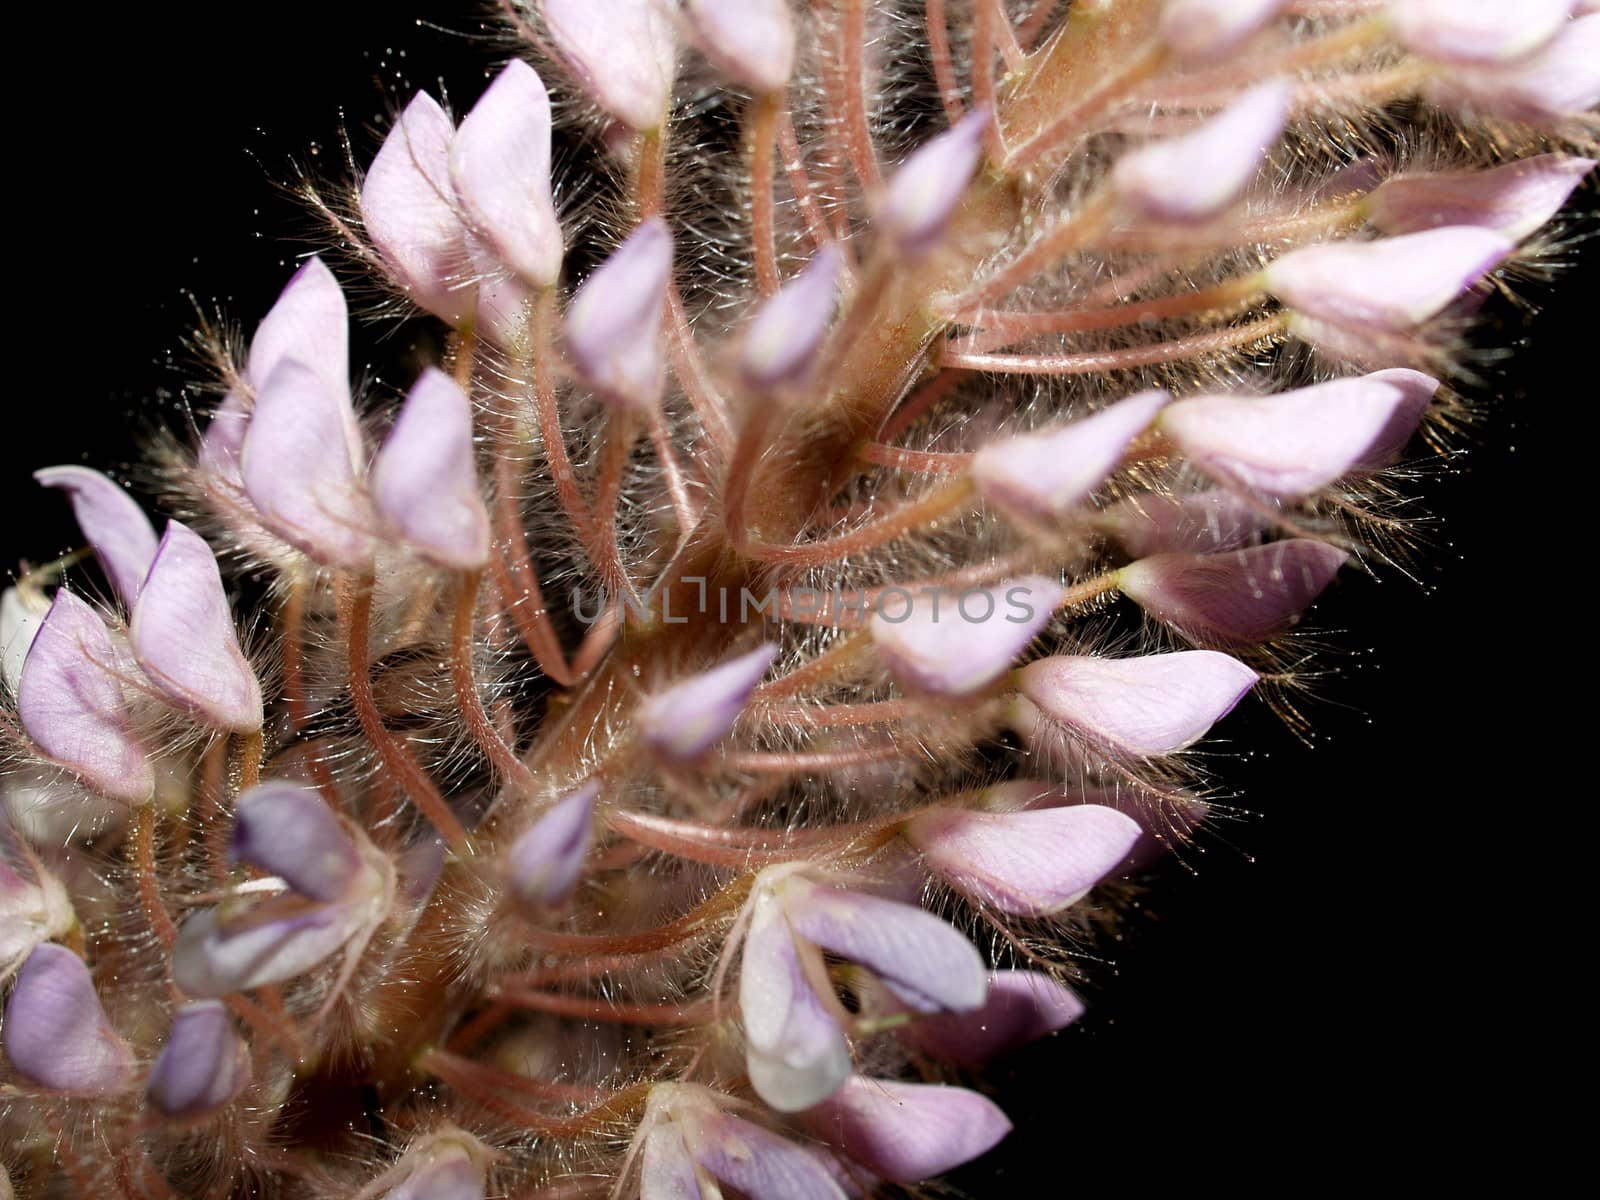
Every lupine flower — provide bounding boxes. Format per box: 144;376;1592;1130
35;466;158;608
3;943;134;1095
506;780;599;912
805;1076;1012;1184
17;590;153;804
145;1001;252;1121
174;781;391;996
3;3;1591;1193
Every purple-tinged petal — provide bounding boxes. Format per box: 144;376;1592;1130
882;109;990;256
740;245;845;392
870;575;1063;696
172;889;378;998
384;1142;487;1200
780;879;987;1014
740;885;853;1112
199;390;251;479
1160;371;1438;499
34;467;159;609
1113;79;1291;223
972;390;1168;522
680;1106;848;1200
900;969;1085;1067
1;583;49;696
1016;651;1257;757
565;218;673;408
129;521;262;733
642;1121;705;1200
806;1077;1011;1184
1392;0;1573;66
1024;785;1211;874
1159;0;1289;63
543;0;676;132
639;643;779;762
229;781;362;903
361;93;472;325
1443;12;1600;124
245;257;350;393
2;943;134;1095
17;591;153;805
507;781;599;912
1369;154;1595;240
372;367;491;570
241;358;375;568
1359;368;1441;466
906;805;1142;916
1117;540;1347;646
684;0;796;93
145;1001;251;1121
450;60;563;290
1102;490;1267;558
1265;227;1513;332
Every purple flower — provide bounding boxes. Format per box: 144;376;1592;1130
129;521;263;732
882;109;991;255
683;0;797;94
371;367;492;571
1117;540;1347;646
1102;489;1268;558
17;590;153;804
565;218;674;408
506;780;599;913
145;1001;252;1121
542;0;676;132
1391;0;1574;67
740;244;845;392
34;466;158;608
2;943;134;1095
905;804;1143;915
377;1132;492;1200
805;1075;1011;1183
1369;155;1596;240
972;390;1169;523
870;575;1064;696
898;969;1085;1067
1436;14;1600;125
638;643;779;762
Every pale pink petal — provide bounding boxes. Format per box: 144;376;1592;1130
129;521;262;733
565;218;673;408
372;367;491;570
450;60;563;289
741;245;845;392
1113;79;1291;223
172;892;375;998
1016;651;1257;757
543;0;676;132
1392;0;1574;66
681;1106;849;1200
900;969;1085;1067
1102;490;1268;558
1159;0;1289;63
245;256;350;393
507;781;599;912
1443;13;1600;124
684;0;796;93
1369;155;1596;240
972;390;1168;521
806;1077;1011;1183
882;109;990;255
642;1121;705;1200
871;575;1063;696
34;466;158;609
905;805;1142;915
639;643;779;762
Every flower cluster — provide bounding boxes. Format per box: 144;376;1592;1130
1;1;1594;1196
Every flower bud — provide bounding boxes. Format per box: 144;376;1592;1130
34;467;158;609
1158;370;1439;499
542;0;676;132
565;217;673;408
1264;226;1512;333
639;643;779;762
870;575;1063;696
229;781;364;903
129;521;263;733
1016;651;1257;757
449;59;563;290
806;1076;1011;1184
507;780;599;912
361;93;471;324
971;390;1169;523
683;0;796;94
372;367;492;570
1113;79;1291;224
145;1001;251;1121
1159;0;1289;63
3;943;134;1095
1368;154;1595;240
899;969;1085;1067
1390;0;1573;67
740;244;845;392
906;804;1143;915
240;358;375;568
1117;540;1347;645
17;591;153;805
1102;490;1267;558
881;108;990;256
1433;15;1600;125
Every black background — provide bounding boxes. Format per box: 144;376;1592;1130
9;2;1582;1186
